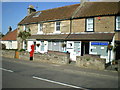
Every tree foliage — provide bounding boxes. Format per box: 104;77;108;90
18;31;31;41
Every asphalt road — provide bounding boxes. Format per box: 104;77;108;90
1;57;118;89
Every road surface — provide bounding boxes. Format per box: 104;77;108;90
1;57;118;89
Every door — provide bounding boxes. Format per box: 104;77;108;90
116;44;120;60
74;42;81;56
81;41;89;56
40;41;44;52
67;41;81;61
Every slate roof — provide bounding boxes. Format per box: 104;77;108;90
74;2;120;18
28;34;68;40
28;33;114;41
18;2;120;25
18;4;80;25
66;33;115;41
2;29;17;41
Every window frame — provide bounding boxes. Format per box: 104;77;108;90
37;23;43;34
54;21;61;33
115;16;120;31
23;25;26;31
86;18;94;32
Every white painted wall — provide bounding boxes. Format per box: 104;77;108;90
1;41;18;49
27;41;34;52
27;40;48;53
66;41;81;61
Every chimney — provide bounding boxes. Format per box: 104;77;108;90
8;26;12;32
27;5;36;16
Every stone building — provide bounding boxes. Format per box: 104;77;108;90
18;2;120;63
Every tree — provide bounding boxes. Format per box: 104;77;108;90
18;30;31;41
18;30;31;50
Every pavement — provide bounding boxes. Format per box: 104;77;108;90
2;57;118;79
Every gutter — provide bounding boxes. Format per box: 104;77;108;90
18;18;71;25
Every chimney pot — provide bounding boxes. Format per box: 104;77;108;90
27;5;36;16
8;26;12;32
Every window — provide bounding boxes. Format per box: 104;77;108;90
55;22;61;33
116;16;120;30
23;25;29;31
23;41;27;49
86;18;94;32
33;12;41;17
23;25;26;31
38;23;43;34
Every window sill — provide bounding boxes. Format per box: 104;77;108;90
53;31;61;34
114;30;120;32
85;31;94;32
37;32;43;34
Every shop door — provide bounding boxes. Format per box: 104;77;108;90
116;45;120;60
74;42;81;56
81;41;89;56
41;41;44;51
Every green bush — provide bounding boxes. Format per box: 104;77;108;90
19;49;26;52
86;58;90;61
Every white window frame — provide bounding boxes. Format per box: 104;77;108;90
23;25;26;31
37;23;43;34
54;22;61;33
23;25;29;31
116;16;120;30
86;18;94;32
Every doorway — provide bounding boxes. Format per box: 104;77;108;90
116;44;120;60
81;41;89;56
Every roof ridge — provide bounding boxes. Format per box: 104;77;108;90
39;4;80;12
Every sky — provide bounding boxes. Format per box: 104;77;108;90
1;2;80;34
1;0;120;34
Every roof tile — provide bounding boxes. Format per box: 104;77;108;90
19;4;80;24
2;29;17;41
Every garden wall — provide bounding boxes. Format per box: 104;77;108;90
76;54;106;70
1;50;70;65
1;50;106;70
20;51;70;64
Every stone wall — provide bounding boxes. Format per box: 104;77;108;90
115;32;120;41
20;51;70;65
95;16;115;33
72;19;85;33
76;54;106;70
1;50;70;65
1;50;106;70
1;50;16;58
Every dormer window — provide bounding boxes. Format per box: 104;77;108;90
37;23;43;34
86;18;94;32
33;12;41;17
116;16;120;31
54;22;61;33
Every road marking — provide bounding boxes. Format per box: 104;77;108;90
33;76;88;89
52;65;61;67
0;68;14;73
